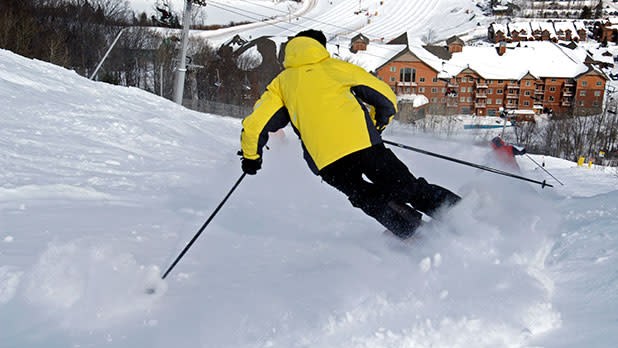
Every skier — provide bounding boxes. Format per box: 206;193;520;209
239;29;460;239
489;136;526;171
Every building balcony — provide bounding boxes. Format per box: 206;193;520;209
447;82;459;88
562;91;574;97
561;101;571;106
507;84;520;89
475;83;488;89
475;93;487;98
564;81;575;87
505;104;517;109
396;81;417;87
506;94;519;98
447;102;458;107
535;89;545;94
475;103;487;108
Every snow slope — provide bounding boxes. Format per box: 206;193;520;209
154;0;491;46
1;49;617;347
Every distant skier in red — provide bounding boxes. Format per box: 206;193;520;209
489;137;526;171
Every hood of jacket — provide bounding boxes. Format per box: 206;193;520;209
283;36;330;68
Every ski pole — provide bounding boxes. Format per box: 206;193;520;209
383;139;553;188
525;154;564;186
161;172;247;280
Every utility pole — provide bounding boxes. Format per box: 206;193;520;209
173;0;193;104
90;27;127;80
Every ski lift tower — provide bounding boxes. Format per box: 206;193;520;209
173;0;207;105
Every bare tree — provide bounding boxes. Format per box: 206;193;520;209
421;29;437;44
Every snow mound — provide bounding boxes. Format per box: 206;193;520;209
24;240;166;330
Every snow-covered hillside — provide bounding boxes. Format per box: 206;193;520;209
145;0;491;45
1;48;617;348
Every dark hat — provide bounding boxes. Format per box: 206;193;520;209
294;29;327;47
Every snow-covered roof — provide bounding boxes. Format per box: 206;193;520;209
491;23;507;33
414;41;590;80
539;22;557;38
508;22;530;34
335;42;407;72
573;21;586;31
397;94;429;107
553;21;576;34
589;50;615;65
530;22;542;32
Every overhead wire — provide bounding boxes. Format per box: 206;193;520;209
205;1;472;75
205;0;414;62
230;0;371;38
204;1;299;33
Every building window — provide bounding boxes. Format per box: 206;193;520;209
580;91;586;96
460;97;466;102
524;101;530;106
462;77;467;82
549;96;554;101
580;100;585;106
442;88;447;93
461;87;466;92
551;78;556;82
390;66;396;72
390;77;396;82
593;101;599;106
431;87;438;93
441;97;446;102
433;78;438;83
419;87;425;93
498;80;503;84
405;87;411;93
487;99;492;104
420;77;426;82
549;87;556;92
399;68;416;82
431;97;437;103
467;97;473;102
468;87;473;92
497;89;503;94
596;81;602;86
582;81;587;86
524;91;531;96
594;91;601;96
508;99;513;104
496;98;502;104
526;81;531;86
488;89;493;94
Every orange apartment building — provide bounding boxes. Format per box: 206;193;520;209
374;39;607;118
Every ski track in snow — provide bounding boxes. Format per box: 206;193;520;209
185;0;490;46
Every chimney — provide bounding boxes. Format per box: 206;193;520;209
498;42;506;56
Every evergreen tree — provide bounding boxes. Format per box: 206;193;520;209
594;0;603;19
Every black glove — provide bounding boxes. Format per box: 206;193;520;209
241;157;262;175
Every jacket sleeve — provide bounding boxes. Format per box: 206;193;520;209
347;64;398;128
241;76;290;160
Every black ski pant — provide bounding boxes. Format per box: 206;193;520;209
319;143;461;239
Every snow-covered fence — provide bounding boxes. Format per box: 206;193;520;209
183;99;253;118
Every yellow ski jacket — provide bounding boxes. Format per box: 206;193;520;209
240;36;398;174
